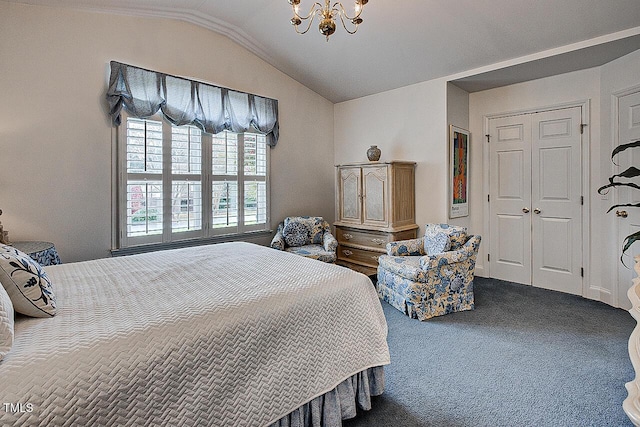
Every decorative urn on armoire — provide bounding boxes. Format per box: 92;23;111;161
366;145;381;161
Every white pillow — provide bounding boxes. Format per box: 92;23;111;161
0;245;57;318
0;284;14;361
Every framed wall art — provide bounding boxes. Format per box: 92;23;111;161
449;125;469;218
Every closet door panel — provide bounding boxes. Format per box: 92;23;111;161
489;116;532;285
531;107;582;295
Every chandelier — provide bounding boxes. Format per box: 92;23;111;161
288;0;369;41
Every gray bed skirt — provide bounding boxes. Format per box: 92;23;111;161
270;366;385;427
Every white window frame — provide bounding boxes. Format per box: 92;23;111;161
115;112;271;251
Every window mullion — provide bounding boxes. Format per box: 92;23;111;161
238;133;245;232
162;120;172;242
118;122;127;248
265;143;270;230
202;133;212;237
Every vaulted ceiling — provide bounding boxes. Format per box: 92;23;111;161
6;0;640;102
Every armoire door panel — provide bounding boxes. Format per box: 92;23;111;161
362;167;388;226
340;168;361;224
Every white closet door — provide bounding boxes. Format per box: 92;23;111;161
489;115;533;285
531;107;583;295
489;107;583;294
617;90;640;308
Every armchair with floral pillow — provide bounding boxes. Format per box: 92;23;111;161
270;216;338;263
376;223;481;320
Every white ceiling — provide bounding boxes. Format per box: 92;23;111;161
6;0;640;102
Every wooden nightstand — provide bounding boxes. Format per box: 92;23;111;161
11;241;62;266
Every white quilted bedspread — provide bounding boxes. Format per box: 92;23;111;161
0;242;390;426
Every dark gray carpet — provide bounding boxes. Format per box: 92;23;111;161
344;277;636;427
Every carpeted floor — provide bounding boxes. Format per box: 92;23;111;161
344;277;636;427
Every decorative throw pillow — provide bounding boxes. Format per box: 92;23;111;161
285;216;325;245
424;231;451;256
270;227;286;251
0;285;14;361
425;224;468;251
282;221;311;247
305;217;326;245
0;245;57;318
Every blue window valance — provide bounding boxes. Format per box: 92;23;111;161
106;61;279;146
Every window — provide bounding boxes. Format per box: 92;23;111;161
118;114;270;249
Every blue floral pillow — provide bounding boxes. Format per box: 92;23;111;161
424;231;451;256
0;245;57;318
306;217;326;245
425;224;467;251
283;221;311;247
285;216;325;244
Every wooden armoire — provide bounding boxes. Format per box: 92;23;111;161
334;161;418;275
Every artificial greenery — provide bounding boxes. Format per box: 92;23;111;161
598;139;640;263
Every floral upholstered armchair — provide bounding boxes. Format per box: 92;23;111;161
376;224;481;320
270;216;338;263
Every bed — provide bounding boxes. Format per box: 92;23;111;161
0;242;390;426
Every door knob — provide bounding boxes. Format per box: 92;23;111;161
522;208;530;213
533;208;541;214
617;210;629;218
